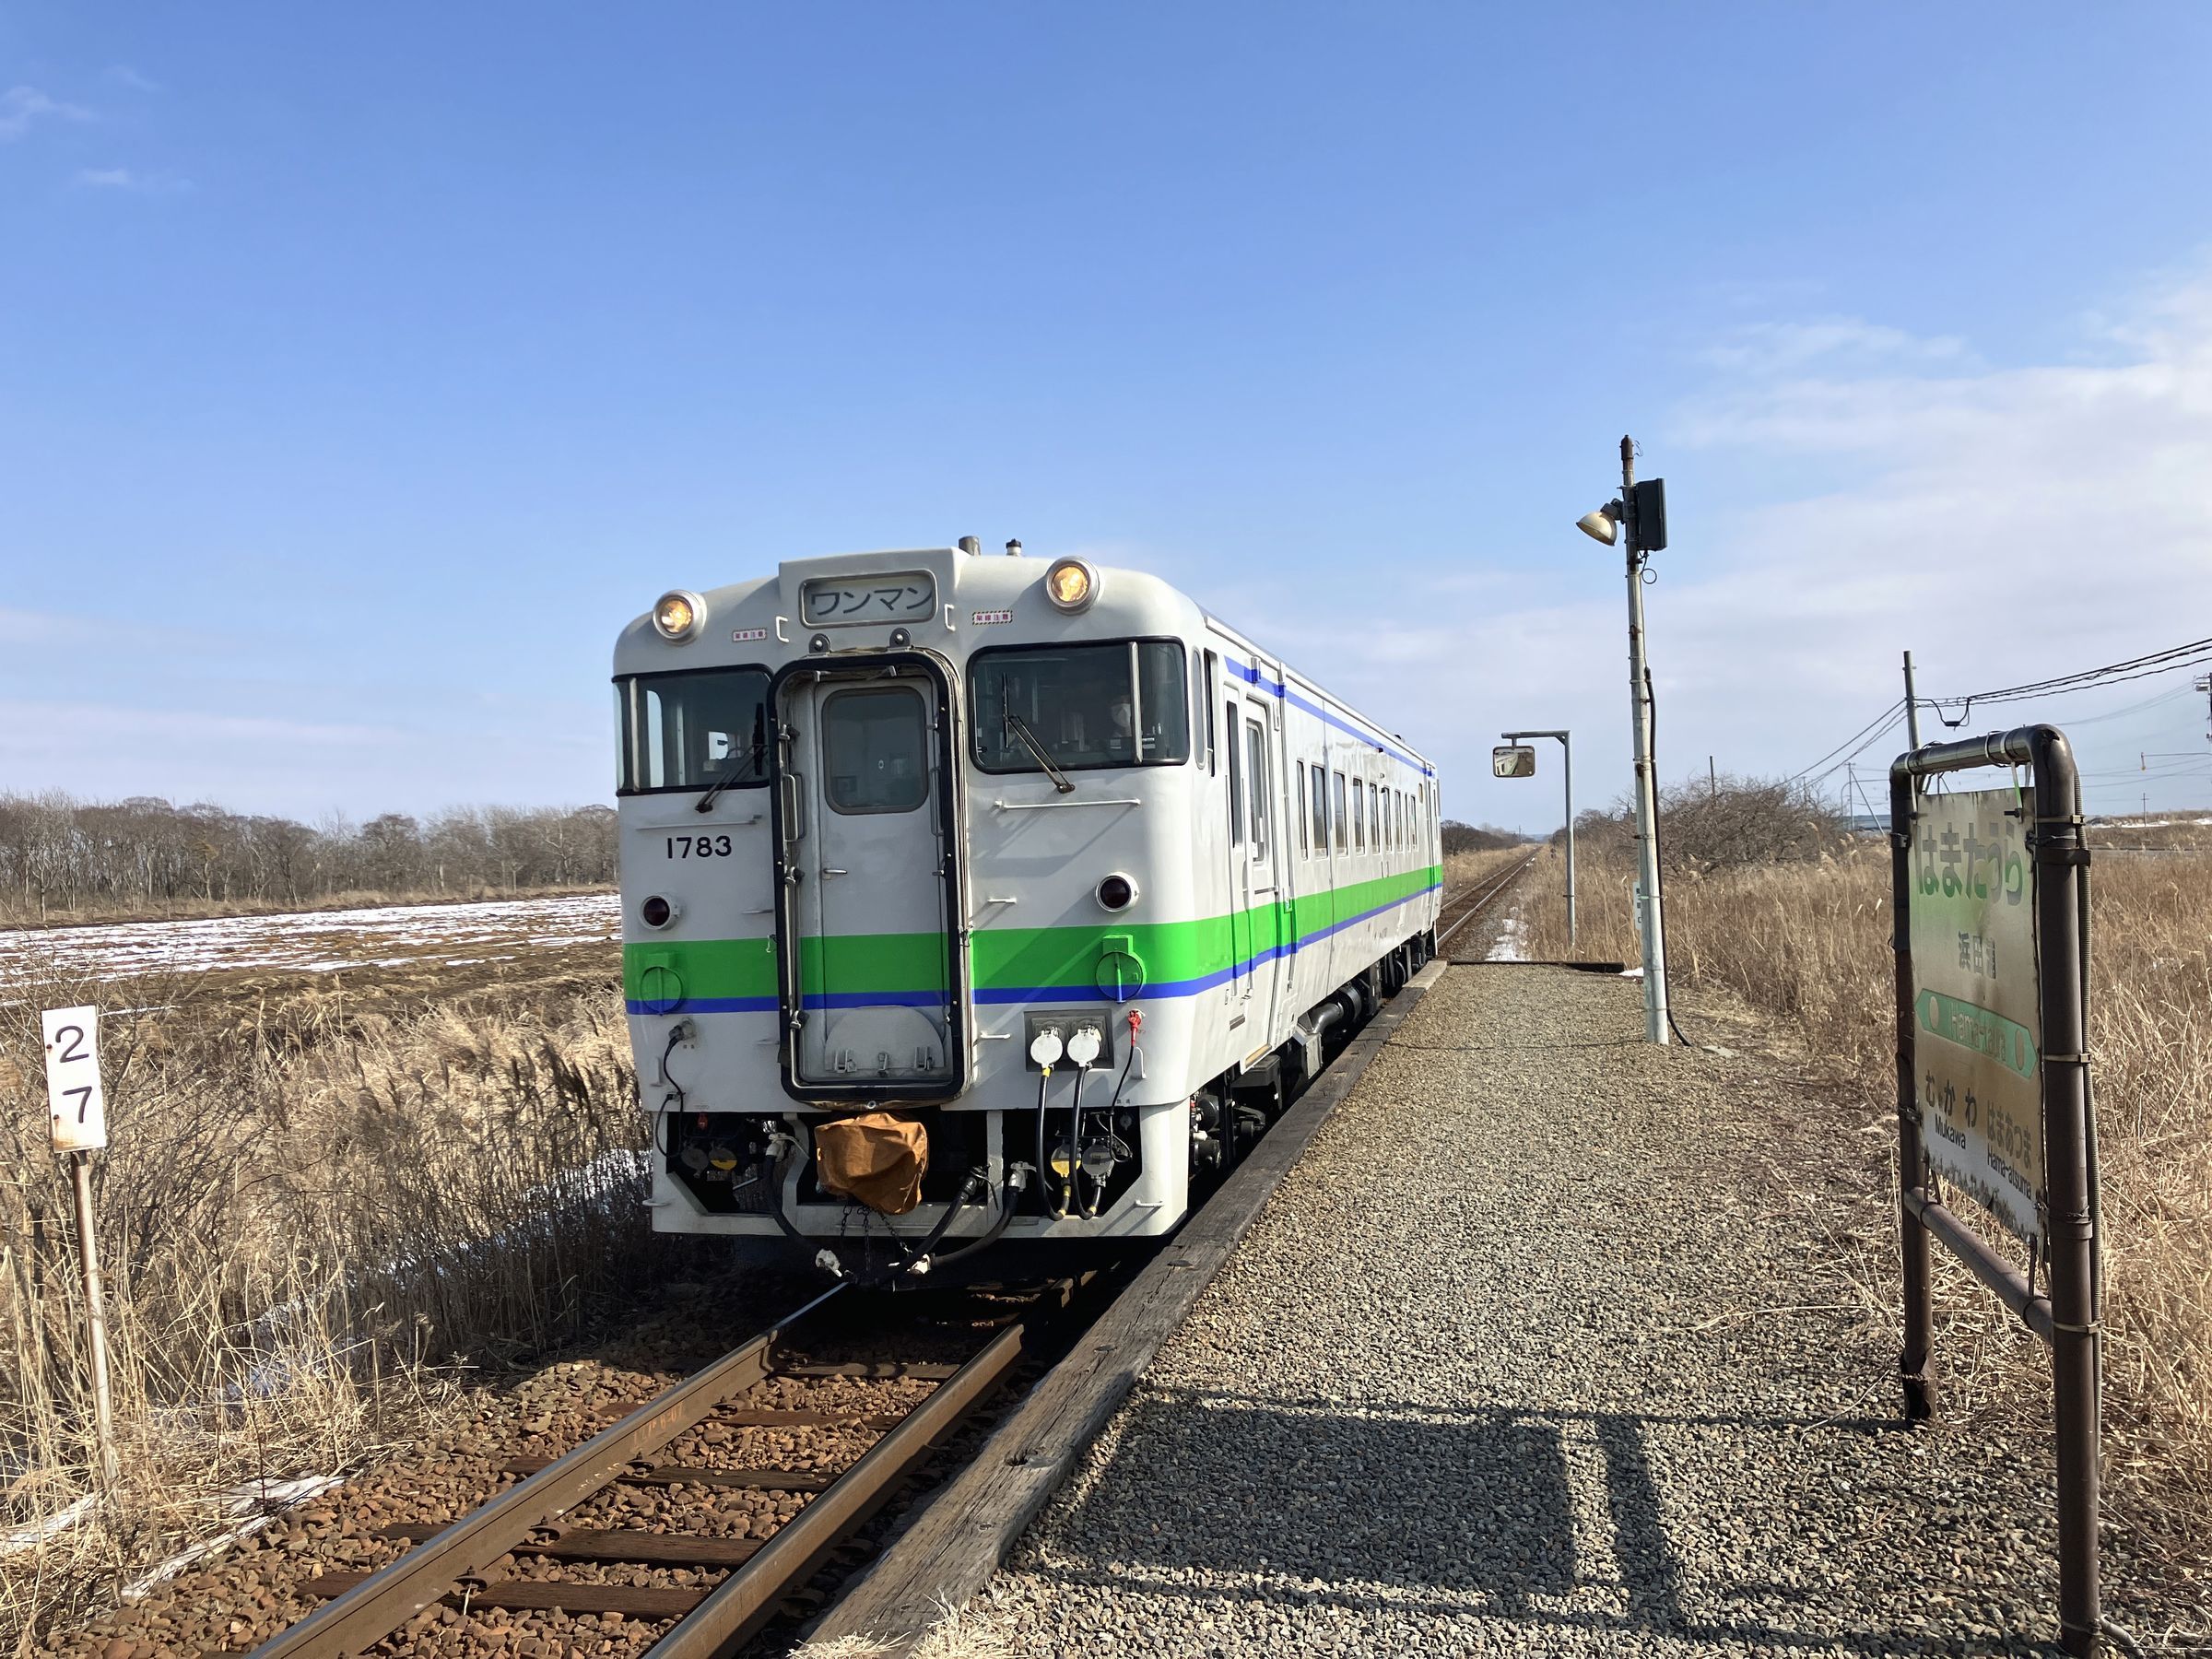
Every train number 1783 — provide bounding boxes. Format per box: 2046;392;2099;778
665;835;735;858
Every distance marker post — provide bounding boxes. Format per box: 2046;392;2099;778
41;1005;119;1488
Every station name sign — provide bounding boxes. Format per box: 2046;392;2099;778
1907;785;2042;1246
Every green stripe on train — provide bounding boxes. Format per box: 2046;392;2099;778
622;865;1441;1002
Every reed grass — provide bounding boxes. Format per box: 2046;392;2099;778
0;963;672;1646
1517;836;2212;1590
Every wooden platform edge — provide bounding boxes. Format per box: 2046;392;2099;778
800;958;1450;1656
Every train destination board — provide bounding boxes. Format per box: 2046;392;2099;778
800;571;937;627
1907;784;2043;1246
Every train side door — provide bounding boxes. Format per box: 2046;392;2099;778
1223;688;1249;1012
1221;677;1283;1038
1240;677;1285;1041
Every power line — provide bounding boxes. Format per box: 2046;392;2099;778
1931;635;2212;728
1788;698;1905;782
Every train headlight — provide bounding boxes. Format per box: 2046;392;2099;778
1043;559;1099;613
641;894;677;928
1095;873;1136;912
653;590;704;641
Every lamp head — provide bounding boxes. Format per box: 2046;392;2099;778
1575;504;1621;547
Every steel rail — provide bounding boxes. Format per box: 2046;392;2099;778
642;1319;1030;1657
1434;853;1536;950
241;1281;849;1659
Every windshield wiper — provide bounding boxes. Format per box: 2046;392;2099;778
1005;710;1075;794
696;738;769;813
697;707;771;814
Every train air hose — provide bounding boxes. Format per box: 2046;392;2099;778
1030;1027;1067;1218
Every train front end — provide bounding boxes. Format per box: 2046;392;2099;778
613;545;1203;1277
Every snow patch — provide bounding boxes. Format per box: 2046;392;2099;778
0;892;618;984
1485;910;1528;962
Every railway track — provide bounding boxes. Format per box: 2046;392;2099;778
100;919;1477;1659
228;1280;1081;1659
1434;851;1537;953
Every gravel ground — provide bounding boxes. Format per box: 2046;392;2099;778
972;966;2081;1657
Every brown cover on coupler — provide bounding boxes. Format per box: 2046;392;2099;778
812;1112;929;1215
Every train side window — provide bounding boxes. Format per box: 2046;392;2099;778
1312;763;1330;853
1369;783;1380;851
1352;776;1364;851
1245;719;1268;856
1332;771;1347;850
1296;761;1309;855
1225;700;1243;845
1203;652;1218;774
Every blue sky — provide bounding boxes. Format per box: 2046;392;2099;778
6;4;2211;828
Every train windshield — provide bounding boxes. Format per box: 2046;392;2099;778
617;668;771;794
970;641;1190;775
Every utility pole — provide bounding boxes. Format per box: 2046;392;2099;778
1621;436;1669;1043
1903;650;1923;750
1574;436;1670;1042
1708;755;1716;801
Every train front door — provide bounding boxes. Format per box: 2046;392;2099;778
775;661;961;1095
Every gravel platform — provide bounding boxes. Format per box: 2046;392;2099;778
974;966;2073;1658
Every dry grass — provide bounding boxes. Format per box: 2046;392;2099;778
1517;835;2212;1591
1442;844;1530;895
0;959;675;1646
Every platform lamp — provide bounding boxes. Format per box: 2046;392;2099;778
1576;435;1671;1044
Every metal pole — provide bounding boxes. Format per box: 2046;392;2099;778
1503;730;1576;951
1889;762;1935;1422
2032;729;2100;1658
1622;435;1668;1043
68;1150;119;1487
1562;732;1576;950
1903;651;1923;750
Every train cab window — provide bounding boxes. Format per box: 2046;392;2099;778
1333;771;1347;850
1311;764;1330;853
617;667;771;795
971;641;1191;775
822;687;929;814
1245;719;1268;856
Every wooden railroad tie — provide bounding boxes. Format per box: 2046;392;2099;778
502;1453;835;1491
374;1521;765;1568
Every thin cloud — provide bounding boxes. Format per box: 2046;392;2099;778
72;166;191;194
1700;316;1971;375
104;64;159;93
0;85;92;142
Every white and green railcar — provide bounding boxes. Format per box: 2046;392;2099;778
613;542;1441;1277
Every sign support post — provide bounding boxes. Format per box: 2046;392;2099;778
1890;726;2100;1656
41;1006;119;1488
67;1150;118;1487
1500;729;1575;948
